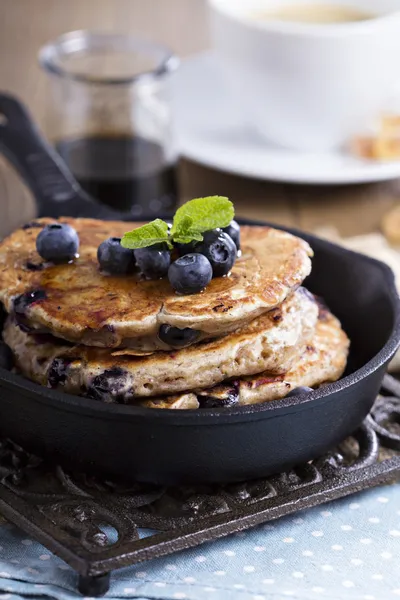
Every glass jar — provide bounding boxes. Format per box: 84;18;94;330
39;31;180;218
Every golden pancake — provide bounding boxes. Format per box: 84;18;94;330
3;288;318;398
0;218;313;350
139;303;349;408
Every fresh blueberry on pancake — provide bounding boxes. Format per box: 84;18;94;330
174;239;199;257
222;219;241;250
97;237;136;275
168;253;213;294
197;229;237;277
36;222;79;263
134;243;171;279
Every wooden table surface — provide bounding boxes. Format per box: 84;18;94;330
0;0;398;239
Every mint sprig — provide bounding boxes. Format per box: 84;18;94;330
171;215;204;245
121;219;172;250
121;196;234;250
170;196;233;238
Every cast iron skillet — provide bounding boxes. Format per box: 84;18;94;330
0;93;399;485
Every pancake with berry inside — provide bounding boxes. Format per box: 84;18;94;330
0;203;313;351
3;288;319;399
138;301;349;409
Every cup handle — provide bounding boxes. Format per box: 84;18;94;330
0;93;125;220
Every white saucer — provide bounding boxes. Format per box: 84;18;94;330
172;52;400;185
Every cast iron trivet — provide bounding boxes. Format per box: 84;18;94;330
0;376;399;597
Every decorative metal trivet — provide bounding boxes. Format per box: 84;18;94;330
0;376;399;597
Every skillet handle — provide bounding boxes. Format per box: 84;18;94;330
0;93;125;220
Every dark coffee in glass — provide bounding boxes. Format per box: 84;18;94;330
56;135;178;216
40;32;179;218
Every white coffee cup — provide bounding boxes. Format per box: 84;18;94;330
209;0;400;151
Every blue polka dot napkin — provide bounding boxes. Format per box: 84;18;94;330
0;483;398;600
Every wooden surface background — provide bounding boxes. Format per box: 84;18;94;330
0;0;398;238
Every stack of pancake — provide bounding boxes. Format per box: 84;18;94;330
0;218;349;409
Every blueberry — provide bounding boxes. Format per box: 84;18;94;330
197;229;237;277
13;290;47;333
174;240;199;257
168;253;213;295
47;357;72;388
86;367;128;403
97;237;136;275
36;223;79;263
197;384;239;408
158;324;201;348
222;220;240;250
285;386;313;398
13;290;47;315
0;342;13;370
135;243;171;279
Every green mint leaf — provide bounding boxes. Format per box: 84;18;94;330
171;196;234;239
121;219;172;250
171;215;203;245
178;214;195;235
173;231;203;245
121;196;235;251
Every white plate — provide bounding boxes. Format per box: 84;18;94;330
172;52;400;185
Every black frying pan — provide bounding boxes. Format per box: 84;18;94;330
0;93;126;220
0;93;399;485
